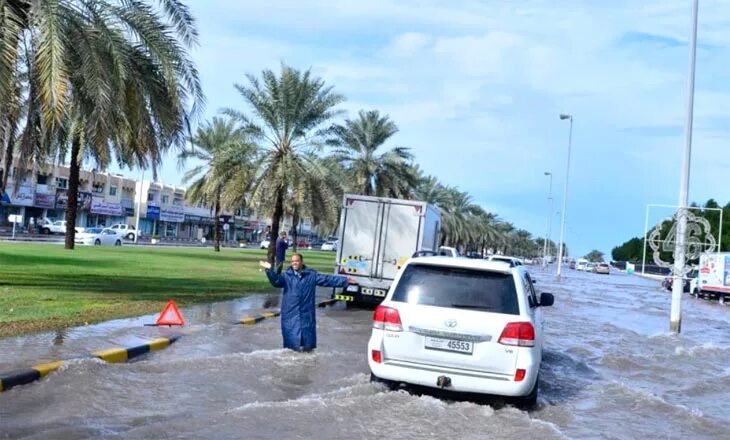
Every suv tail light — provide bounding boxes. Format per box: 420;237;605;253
498;322;535;347
373;306;403;332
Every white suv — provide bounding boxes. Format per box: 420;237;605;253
109;224;137;240
368;256;554;407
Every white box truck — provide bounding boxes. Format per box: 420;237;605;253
332;194;441;306
697;252;730;303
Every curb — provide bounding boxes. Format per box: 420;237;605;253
0;335;180;393
237;298;340;325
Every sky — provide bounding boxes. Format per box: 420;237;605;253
146;0;730;259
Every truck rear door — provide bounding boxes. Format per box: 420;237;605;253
377;202;424;281
339;197;382;279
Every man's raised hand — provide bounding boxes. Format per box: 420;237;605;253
259;261;272;270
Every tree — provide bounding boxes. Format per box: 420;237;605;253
584;250;605;262
225;65;344;263
0;0;204;249
329;110;417;198
179;117;257;251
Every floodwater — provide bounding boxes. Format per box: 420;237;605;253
2;270;730;439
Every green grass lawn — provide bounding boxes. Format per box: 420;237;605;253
0;243;336;337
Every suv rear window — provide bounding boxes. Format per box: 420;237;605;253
391;264;519;315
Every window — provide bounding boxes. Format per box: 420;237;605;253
57;178;68;189
162;195;169;204
524;273;538;308
173;198;183;206
36;174;48;184
392;264;519;315
93;184;104;194
147;192;155;202
109;186;117;196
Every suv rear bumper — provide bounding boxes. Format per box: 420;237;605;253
369;357;537;397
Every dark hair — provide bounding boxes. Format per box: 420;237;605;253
291;253;303;261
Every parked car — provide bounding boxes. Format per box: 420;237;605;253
320;241;337;251
662;269;698;293
260;239;270;249
74;228;123;246
109;223;138;240
569;261;576;270
38;219;70;235
368;256;554;408
595;263;610;274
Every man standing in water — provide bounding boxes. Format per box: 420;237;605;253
260;253;355;351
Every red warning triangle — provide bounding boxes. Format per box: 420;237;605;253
155;300;185;326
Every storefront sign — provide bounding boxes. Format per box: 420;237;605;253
55;190;92;210
34;193;56;209
160;207;184;223
9;185;34;206
146;205;160;220
90;197;123;216
184;214;214;225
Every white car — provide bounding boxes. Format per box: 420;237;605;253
320;241;337;251
109;223;138;240
38;219;71;235
260;240;270;249
368;256;554;407
74;227;124;246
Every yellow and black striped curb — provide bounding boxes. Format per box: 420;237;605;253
0;335;180;393
237;298;340;325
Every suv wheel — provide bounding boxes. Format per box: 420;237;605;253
114;240;122;246
42;228;51;235
126;233;135;240
370;373;398;390
513;375;539;409
94;239;101;246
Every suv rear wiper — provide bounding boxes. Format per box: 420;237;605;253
450;304;496;310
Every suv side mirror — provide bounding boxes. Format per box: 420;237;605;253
540;292;554;307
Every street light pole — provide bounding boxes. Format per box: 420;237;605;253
134;169;144;244
556;114;573;280
543;171;553;267
671;0;699;334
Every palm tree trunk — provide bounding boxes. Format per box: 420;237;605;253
213;189;221;252
267;187;285;264
64;136;81;250
291;208;299;252
1;116;18;195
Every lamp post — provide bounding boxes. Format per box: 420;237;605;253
543;172;553;267
556;113;573;280
134;169;144;243
671;0;699;334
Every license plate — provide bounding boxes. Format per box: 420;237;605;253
424;336;473;354
346;284;359;293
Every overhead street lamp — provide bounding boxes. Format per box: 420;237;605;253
556;113;573;280
543;172;553;267
671;0;699;334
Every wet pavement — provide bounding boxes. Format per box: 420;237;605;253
1;269;730;439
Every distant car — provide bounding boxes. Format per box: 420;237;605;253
74;228;123;246
368;256;554;408
569;261;576;270
38;219;70;235
464;251;483;259
109;223;138;240
595;263;610;274
585;262;597;273
438;246;459;257
260;240;270;249
320;241;338;251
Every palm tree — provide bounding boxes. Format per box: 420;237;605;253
329;110;417;198
0;0;204;249
224;64;344;263
179;117;257;252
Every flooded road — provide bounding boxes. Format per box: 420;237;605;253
2;269;730;439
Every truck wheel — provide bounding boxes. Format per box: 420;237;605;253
126;233;135;240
